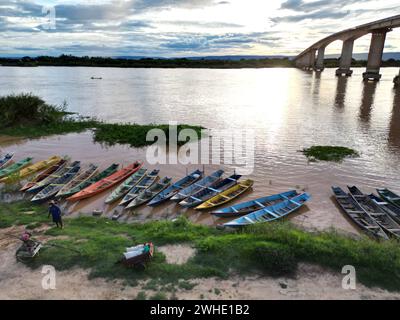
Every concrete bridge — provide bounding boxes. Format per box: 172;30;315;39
294;15;400;84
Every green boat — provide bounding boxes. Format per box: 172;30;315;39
64;163;119;198
0;157;33;179
105;168;147;204
377;188;400;209
126;177;172;209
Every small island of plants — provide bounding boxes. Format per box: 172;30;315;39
302;146;360;162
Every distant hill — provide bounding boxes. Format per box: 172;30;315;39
114;55;290;60
325;52;400;61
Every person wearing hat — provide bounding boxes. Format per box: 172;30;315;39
48;200;63;228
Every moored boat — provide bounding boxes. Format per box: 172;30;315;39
27;160;70;193
211;190;299;218
148;169;203;206
223;193;311;228
20;158;67;192
377;188;400;209
120;169;160;207
126;177;172;209
0;153;14;169
348;186;399;239
179;174;242;208
64;163;119;197
56;164;99;198
105;168;147;204
195;179;254;210
0;156;61;183
369;193;400;225
31;161;81;202
67;162;142;202
0;157;33;179
170;170;224;202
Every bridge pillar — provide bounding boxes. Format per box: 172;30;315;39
314;47;325;71
363;29;388;81
336;39;354;76
295;50;316;70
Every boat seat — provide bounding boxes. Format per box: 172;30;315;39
244;216;254;223
370;213;385;216
231;207;239;213
365;226;380;229
387;229;400;232
254;201;265;208
189;195;202;202
220;195;231;200
347;210;364;214
208;187;220;193
264;209;279;218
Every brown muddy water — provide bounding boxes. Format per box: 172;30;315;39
1;67;400;234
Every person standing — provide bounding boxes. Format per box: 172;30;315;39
48;200;63;228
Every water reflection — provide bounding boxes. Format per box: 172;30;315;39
388;87;400;150
334;77;348;109
359;81;377;124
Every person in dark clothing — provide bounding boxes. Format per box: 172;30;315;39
48;201;63;228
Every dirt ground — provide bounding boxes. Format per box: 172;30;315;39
1;227;399;300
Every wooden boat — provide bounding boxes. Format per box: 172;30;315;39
223;193;311;228
67;162;142;202
211;190;299;218
120;169;160;207
64;163;119;197
179;174;242;208
31;162;81;203
196;179;254;210
148;169;203;206
0;153;14;169
126;177;172;209
377;188;400;209
348;186;400;239
27;160;70;193
0;156;61;183
332;187;388;240
170;170;224;202
105;168;147;204
0;157;33;179
56;164;99;198
20;159;67;192
369;193;400;225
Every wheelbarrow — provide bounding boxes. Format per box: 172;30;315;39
120;243;154;270
15;239;43;263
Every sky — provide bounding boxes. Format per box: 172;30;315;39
0;0;400;57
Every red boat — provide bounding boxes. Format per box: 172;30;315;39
66;162;142;202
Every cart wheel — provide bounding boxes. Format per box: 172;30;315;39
135;262;146;270
16;249;32;263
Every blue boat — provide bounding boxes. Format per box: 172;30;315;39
170;170;224;202
148;169;203;206
179;174;242;208
211;190;299;218
0;153;14;169
222;193;311;228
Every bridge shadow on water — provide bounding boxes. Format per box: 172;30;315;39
388;87;400;150
359;81;378;124
334;76;348;109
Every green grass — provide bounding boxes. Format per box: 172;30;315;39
302;146;359;162
0;93;204;147
1;201;400;291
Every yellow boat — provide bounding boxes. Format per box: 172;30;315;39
195;179;254;210
0;156;61;183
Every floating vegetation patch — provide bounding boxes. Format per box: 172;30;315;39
302;146;359;162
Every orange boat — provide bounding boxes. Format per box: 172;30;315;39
66;162;143;202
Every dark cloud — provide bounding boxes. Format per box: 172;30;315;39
272;10;351;23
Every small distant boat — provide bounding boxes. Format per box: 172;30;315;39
171;170;224;202
126;177;172;209
105;168;147;204
0;153;14;169
0;157;33;179
20;158;67;192
196;179;254;210
348;186;400;239
223;193;311;228
64;163;119;197
27;160;70;193
0;156;60;183
332;187;388;240
369;193;400;225
377;188;400;209
211;190;299;218
120;169;160;207
67;162;142;202
148;169;203;206
179;174;242;208
91;77;102;80
31;162;81;203
56;164;99;198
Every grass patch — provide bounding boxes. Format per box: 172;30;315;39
1;201;400;291
302;146;359;162
0;93;204;147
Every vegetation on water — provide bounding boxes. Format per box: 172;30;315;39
1;201;400;292
302;146;359;162
0;93;204;147
0;55;293;69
